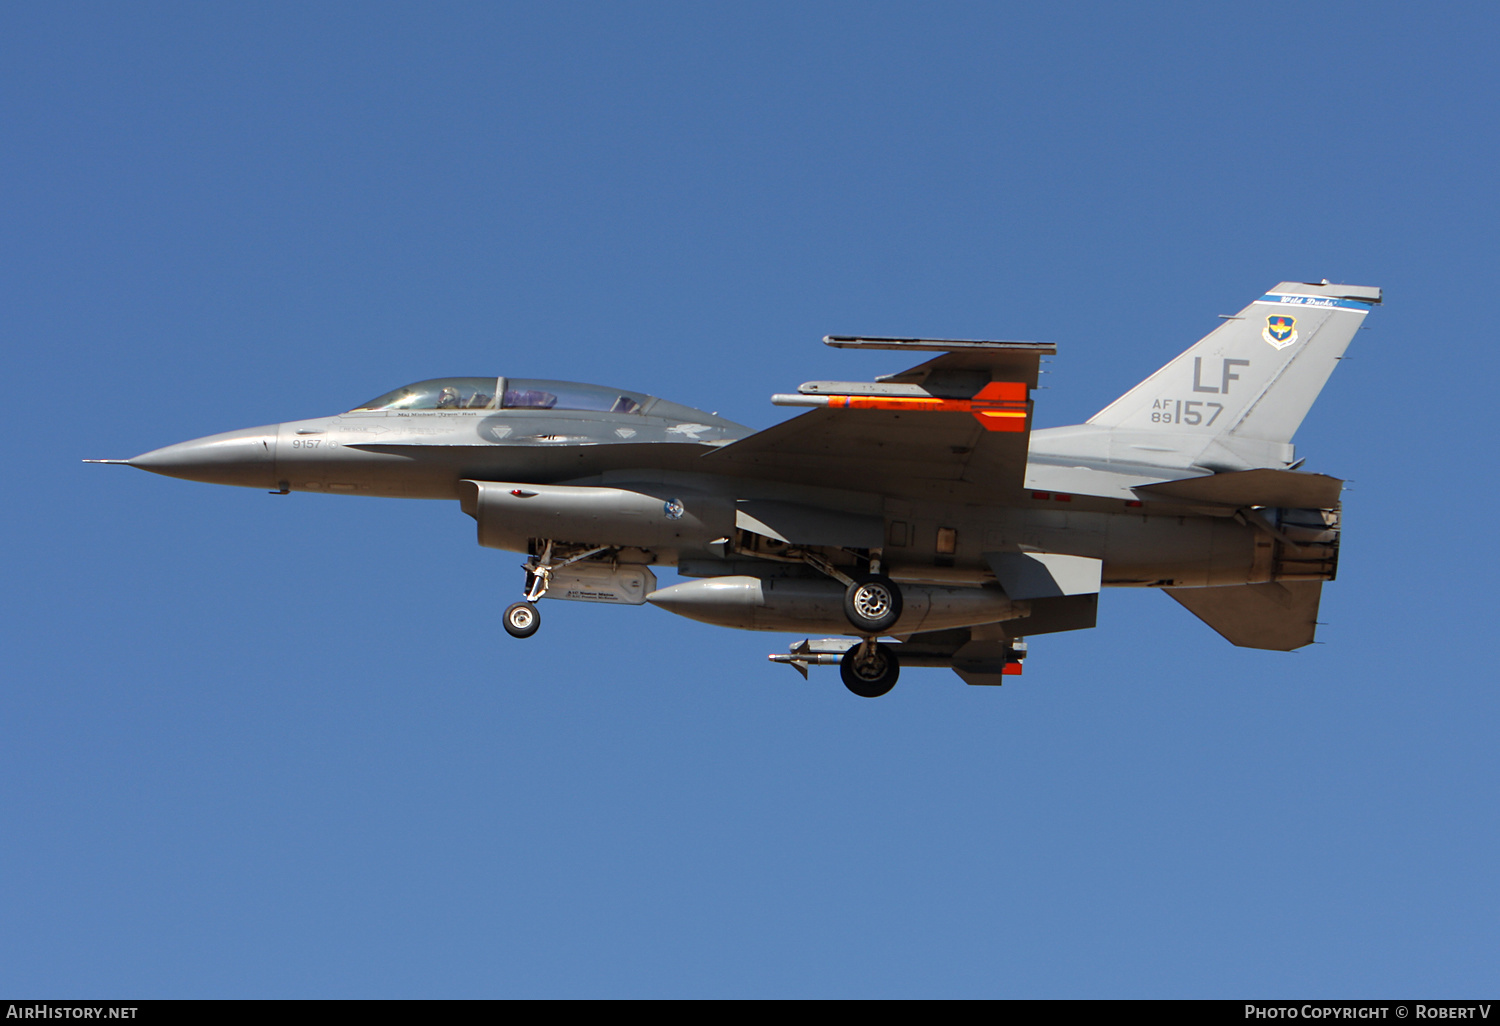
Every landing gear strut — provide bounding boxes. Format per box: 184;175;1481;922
502;539;613;640
840;641;900;698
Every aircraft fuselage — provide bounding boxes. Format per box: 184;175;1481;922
98;280;1375;693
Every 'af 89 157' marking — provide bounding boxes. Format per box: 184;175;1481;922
1150;399;1223;426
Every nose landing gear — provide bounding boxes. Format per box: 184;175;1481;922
502;539;613;640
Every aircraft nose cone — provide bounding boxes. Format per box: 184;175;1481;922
128;425;279;489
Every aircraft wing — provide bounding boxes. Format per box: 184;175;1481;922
703;337;1054;501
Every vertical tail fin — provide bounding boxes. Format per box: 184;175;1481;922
1085;282;1380;469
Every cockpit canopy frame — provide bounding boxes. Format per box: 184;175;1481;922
350;377;651;415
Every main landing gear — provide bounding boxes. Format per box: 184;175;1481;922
839;640;900;698
795;552;903;695
795;550;904;634
838;570;903;697
843;573;902;633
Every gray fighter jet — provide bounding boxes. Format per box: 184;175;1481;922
89;281;1378;697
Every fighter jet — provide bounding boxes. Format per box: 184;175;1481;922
88;281;1378;697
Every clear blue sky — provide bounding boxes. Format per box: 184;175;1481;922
4;1;1497;998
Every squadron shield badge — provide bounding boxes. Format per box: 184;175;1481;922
1263;315;1298;350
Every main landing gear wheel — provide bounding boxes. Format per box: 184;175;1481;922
503;601;541;639
840;642;900;698
843;574;903;634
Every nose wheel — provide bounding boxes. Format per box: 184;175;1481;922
503;601;541;638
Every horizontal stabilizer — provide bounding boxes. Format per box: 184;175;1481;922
1135;469;1343;509
1165;581;1324;651
986;551;1102;600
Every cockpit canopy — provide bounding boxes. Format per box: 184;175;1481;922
351;377;650;415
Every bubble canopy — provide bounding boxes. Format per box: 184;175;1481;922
350;378;651;414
